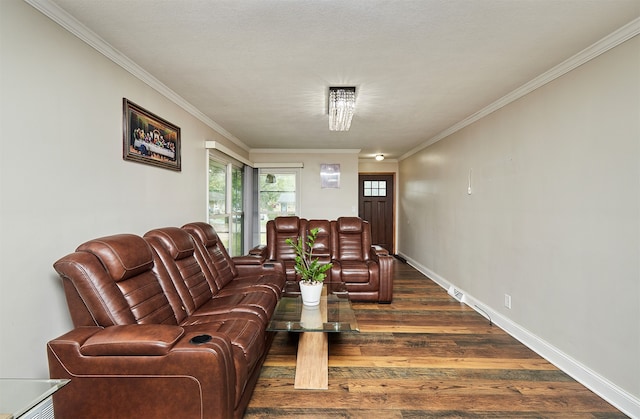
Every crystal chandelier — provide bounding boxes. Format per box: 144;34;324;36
328;87;356;131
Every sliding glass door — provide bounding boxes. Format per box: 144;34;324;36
209;157;244;256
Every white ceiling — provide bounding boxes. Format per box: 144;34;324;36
42;0;639;160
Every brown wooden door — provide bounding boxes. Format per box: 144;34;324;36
358;174;394;253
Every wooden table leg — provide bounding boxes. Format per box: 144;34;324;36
294;286;329;390
294;331;328;389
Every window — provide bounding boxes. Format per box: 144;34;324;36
208;156;244;256
258;169;299;244
363;180;387;197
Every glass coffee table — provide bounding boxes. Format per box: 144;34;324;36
267;281;359;389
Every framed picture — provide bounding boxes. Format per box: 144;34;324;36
123;98;181;171
320;163;340;188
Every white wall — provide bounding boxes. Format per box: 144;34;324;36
358;159;398;174
398;35;640;409
0;0;245;377
250;150;359;220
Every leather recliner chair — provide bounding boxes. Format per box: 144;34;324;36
330;217;393;303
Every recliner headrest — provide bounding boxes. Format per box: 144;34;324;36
337;217;363;233
274;216;301;232
182;222;218;248
144;227;195;260
77;234;154;282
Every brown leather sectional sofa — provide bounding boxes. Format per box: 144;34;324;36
257;216;394;303
47;222;285;419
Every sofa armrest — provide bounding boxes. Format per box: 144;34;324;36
232;254;265;265
47;326;237;419
235;258;285;277
80;324;184;356
370;250;394;303
248;244;267;257
371;245;389;256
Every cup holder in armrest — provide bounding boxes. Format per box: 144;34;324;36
263;259;280;268
189;334;212;344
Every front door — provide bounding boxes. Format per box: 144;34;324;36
358;174;394;253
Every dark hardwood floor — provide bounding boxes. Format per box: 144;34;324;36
245;259;626;418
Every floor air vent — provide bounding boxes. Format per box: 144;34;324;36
448;285;466;303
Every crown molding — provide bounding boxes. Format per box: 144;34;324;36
25;0;250;152
250;148;361;154
401;17;640;161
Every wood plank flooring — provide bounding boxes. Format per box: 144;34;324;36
245;259;626;418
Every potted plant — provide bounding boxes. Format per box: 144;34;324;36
285;227;332;306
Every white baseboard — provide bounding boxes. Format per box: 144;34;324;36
397;252;640;419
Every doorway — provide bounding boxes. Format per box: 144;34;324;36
358;173;394;253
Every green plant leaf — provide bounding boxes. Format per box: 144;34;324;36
287;227;332;283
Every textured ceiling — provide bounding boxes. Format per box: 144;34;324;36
45;0;639;159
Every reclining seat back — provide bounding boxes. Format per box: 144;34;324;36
330;217;380;296
266;216;307;281
182;222;284;298
144;227;273;325
182;222;237;291
144;227;271;402
331;217;372;262
306;219;333;280
53;234;179;327
144;227;214;317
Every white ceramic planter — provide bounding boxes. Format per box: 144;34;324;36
299;281;323;306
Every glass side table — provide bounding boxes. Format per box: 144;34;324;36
0;379;69;419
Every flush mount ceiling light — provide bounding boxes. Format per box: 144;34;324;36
375;154;385;161
328;87;356;131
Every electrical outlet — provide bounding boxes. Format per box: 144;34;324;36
504;294;512;309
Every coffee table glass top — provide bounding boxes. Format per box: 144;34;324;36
267;282;359;333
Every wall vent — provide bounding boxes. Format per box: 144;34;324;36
448;285;466;303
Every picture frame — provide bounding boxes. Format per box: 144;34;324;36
320;163;340;188
123;98;181;171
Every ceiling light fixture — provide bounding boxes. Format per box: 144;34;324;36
328;87;356;131
375;154;385;161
